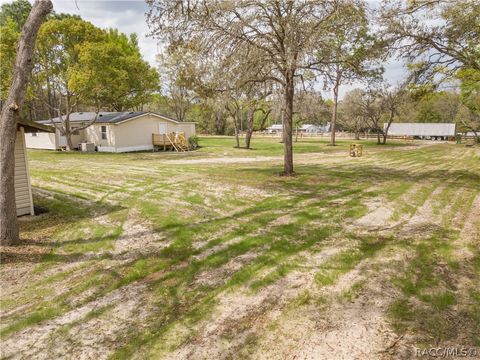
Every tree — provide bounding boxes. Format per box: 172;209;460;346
102;30;160;111
158;41;199;121
242;83;272;149
0;18;20;110
456;68;480;140
147;0;345;175
358;89;384;144
0;0;32;30
70;35;159;112
320;1;382;146
339;89;367;140
33;19;159;149
351;86;405;144
380;87;406;144
34;17;103;149
294;89;330;140
0;0;52;246
382;0;480;84
412;91;460;123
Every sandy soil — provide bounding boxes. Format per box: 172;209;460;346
1;283;153;360
1;144;478;360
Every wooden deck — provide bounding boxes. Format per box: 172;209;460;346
152;132;189;152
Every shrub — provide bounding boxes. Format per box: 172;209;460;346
188;135;199;149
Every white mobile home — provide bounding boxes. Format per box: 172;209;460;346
25;112;196;152
385;123;456;140
15;119;53;216
266;124;283;133
299;123;331;133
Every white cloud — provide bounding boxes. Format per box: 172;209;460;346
0;0;159;66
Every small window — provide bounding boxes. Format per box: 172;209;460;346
101;126;107;140
71;127;79;135
31;131;38;137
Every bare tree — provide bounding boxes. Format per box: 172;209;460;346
157;43;198;122
0;0;52;245
338;88;367;140
351;85;405;144
380;86;405;144
361;89;384;144
320;1;383;146
243;83;272;149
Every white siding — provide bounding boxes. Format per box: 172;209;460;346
25;131;57;149
386;123;456;137
15;128;34;216
111;114;196;151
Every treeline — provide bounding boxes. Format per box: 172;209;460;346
0;0;159;148
337;88;478;142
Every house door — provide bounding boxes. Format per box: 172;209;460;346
158;123;167;134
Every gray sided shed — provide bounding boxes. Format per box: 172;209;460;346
385;123;456;137
15;119;53;216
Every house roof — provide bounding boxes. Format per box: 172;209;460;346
17;118;54;133
386;123;456;136
38;111;196;125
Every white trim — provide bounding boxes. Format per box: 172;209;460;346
97;145;154;153
97;146;116;152
20;127;35;216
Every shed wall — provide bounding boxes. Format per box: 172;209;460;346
24;131;57;149
15;128;34;216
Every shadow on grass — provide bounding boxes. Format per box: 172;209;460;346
2;190;126;265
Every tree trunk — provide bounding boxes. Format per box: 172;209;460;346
0;0;52;246
383;116;394;145
244;107;254;149
65;129;74;150
282;71;294;175
355;130;360;140
377;130;381;144
233;115;240;148
330;72;341;146
259;110;270;131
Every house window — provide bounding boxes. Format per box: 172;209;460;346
101;126;107;140
71;127;79;135
31;131;38;137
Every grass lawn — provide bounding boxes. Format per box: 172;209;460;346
1;136;479;359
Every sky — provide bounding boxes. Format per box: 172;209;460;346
1;0;408;99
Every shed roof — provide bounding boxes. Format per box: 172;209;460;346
386;123;456;136
17;118;54;133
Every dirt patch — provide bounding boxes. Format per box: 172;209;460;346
164;246;344;359
1;283;153;360
251;249;407;360
112;209;169;258
165;156;280;165
356;202;394;229
400;187;445;237
459;195;480;244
